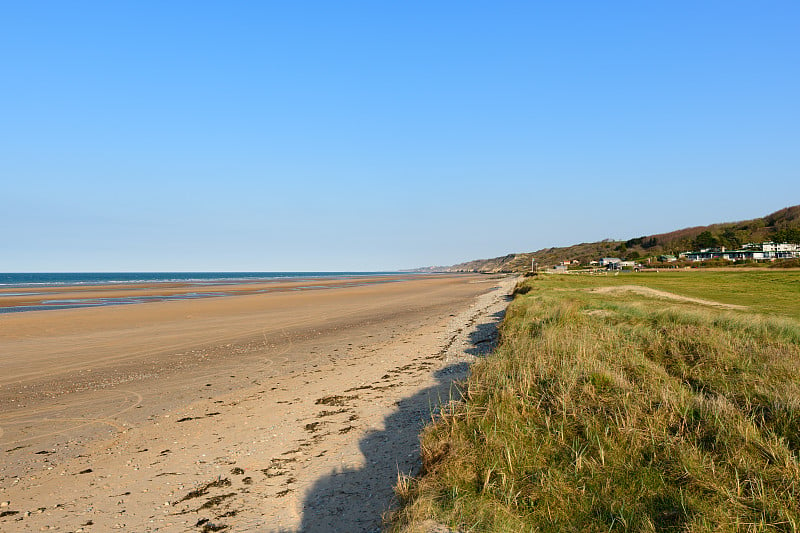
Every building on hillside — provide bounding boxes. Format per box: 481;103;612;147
658;255;677;262
598;257;622;267
755;242;800;256
684;242;800;262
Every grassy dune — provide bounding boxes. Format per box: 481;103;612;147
391;271;800;532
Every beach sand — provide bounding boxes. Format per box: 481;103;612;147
0;274;516;531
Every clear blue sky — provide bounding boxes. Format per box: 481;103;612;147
2;2;798;271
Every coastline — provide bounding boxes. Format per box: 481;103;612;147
0;273;430;314
0;273;515;531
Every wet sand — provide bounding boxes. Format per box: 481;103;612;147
0;275;416;312
0;273;515;531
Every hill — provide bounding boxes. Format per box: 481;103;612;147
437;205;800;272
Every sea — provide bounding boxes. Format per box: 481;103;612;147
0;272;398;288
0;272;405;314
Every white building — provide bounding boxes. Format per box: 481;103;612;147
685;242;800;262
598;257;622;267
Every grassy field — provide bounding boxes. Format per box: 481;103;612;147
534;270;800;320
391;271;800;532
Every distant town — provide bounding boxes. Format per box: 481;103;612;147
550;241;800;272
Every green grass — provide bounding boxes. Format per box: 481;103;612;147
531;270;800;320
390;272;800;532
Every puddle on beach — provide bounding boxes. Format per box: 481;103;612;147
0;292;229;314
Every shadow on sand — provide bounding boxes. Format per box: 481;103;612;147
287;306;508;532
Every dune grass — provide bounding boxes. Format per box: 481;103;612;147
390;273;800;532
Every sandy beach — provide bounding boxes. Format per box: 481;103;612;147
0;273;515;531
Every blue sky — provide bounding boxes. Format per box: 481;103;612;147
2;2;798;271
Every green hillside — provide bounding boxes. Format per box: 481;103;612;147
443;205;800;272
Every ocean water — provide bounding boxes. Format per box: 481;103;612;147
0;272;396;288
0;272;404;313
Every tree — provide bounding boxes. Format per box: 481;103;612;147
693;231;718;250
642;237;658;249
719;228;741;248
773;228;800;243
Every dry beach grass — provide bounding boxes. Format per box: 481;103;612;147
392;272;800;532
